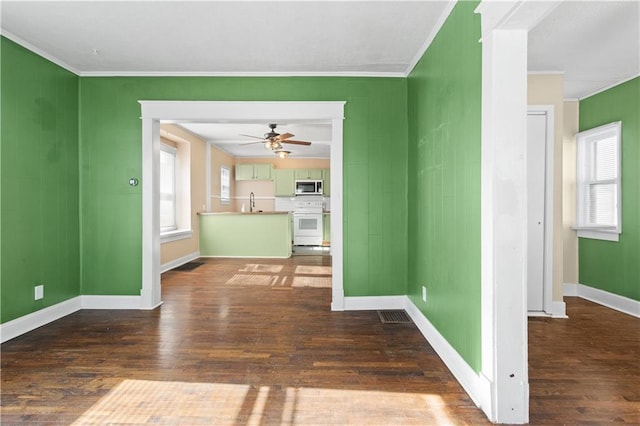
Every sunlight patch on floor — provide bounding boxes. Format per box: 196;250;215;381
225;274;280;286
295;265;332;275
239;264;285;273
292;276;332;288
72;379;454;425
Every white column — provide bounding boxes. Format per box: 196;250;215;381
481;28;529;424
476;1;562;422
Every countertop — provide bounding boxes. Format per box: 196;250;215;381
198;211;289;216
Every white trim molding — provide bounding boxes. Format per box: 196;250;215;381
80;295;149;310
342;296;407;311
0;297;82;343
528;106;556;317
565;283;640;318
527;301;567;319
199;255;290;260
475;1;563;423
139;101;346;312
574;228;619;242
552;301;567;318
405;0;457;75
0;30;81;75
160;251;200;274
341;295;492;417
160;229;193;244
405;299;493;415
0;295;160;343
563;282;579;296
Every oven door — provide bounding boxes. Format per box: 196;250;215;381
293;213;323;246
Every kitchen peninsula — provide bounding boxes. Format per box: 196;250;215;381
199;212;291;258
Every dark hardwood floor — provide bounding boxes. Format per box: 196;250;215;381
1;256;638;424
528;297;640;424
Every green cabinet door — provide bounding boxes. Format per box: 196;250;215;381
323;213;331;244
274;169;295;196
294;169;323;180
235;164;255;180
321;168;330;196
254;163;273;180
235;164;273;180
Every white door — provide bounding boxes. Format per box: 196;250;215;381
527;113;547;312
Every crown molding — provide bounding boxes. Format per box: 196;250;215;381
1;30;81;75
527;70;565;75
405;0;457;76
79;70;406;78
579;72;640;101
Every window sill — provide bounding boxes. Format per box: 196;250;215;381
573;227;619;242
161;229;193;243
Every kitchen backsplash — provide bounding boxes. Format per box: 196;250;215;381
275;196;330;212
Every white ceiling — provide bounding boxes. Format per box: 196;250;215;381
528;0;639;100
0;1;452;76
2;1;638;157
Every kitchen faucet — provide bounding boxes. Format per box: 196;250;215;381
249;192;255;213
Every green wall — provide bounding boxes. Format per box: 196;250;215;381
406;1;482;371
578;77;640;301
1;37;80;322
79;77;408;296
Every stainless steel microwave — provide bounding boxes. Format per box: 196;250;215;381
295;180;323;195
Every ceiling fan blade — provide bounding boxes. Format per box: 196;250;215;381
277;132;294;140
281;140;312;146
239;134;266;140
239;141;265;146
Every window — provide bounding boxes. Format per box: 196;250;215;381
575;121;622;241
220;166;230;204
160;144;177;232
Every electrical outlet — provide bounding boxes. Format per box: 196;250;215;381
422;285;427;302
34;284;44;300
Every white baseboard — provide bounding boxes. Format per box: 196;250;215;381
199;255;290;259
81;295;144;310
160;251;200;273
0;294;154;343
404;298;491;418
0;297;82;343
569;283;640;318
341;295;491;420
563;282;578;296
342;295;407;310
551;301;567;318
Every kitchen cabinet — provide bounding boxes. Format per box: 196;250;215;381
274;169;295;196
321;168;330;196
323;213;331;244
235;163;273;180
199;212;291;257
294;169;323;180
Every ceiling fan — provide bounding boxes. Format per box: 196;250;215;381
240;124;312;152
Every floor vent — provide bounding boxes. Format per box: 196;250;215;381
173;261;204;272
377;310;412;324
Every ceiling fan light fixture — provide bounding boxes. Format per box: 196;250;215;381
264;139;282;151
275;150;291;158
265;139;281;150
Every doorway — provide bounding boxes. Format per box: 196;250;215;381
527;107;554;315
140;101;346;311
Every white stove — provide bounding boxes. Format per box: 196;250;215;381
293;197;324;246
294;198;324;214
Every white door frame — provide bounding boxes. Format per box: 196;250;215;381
138;101;346;310
527;106;555;316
